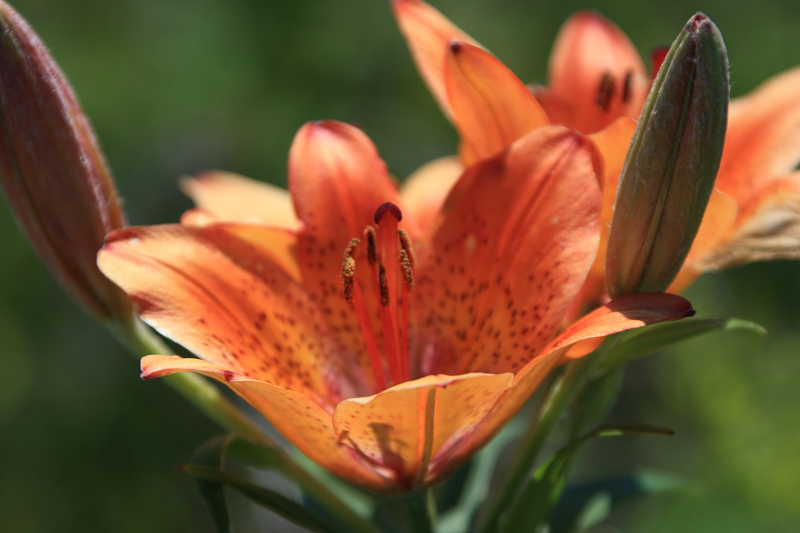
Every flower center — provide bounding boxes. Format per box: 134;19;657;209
341;202;415;390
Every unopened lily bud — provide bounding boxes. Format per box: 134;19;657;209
0;1;131;320
606;13;729;297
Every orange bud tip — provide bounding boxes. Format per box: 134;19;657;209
449;40;463;54
374;202;403;224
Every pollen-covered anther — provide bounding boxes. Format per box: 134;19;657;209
378;264;390;306
398;229;416;267
596;71;615;111
399;249;415;288
342;238;359;302
364;226;378;265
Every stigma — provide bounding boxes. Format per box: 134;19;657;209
341;202;415;390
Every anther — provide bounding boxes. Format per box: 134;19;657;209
364;226;378;265
398;229;416;267
378;264;390;306
622;70;633;103
399;249;415;288
596;72;615;112
342;238;359;303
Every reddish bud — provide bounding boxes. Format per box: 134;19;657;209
0;1;131;320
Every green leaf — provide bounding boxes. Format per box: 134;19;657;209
573;493;611;532
438;414;527;533
188;435;234;533
499;424;674;532
596;317;765;375
550;470;687;533
184;464;337;533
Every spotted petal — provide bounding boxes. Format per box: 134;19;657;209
546;12;648;133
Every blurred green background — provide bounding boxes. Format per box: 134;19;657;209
0;0;798;531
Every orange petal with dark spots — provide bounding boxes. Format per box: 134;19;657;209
140;355;390;490
549;11;647;133
445;42;550;166
453;292;694;456
718;68;800;201
289;121;400;243
98;224;365;403
333;372;512;487
392;0;481;118
181;171;301;230
416;126;602;375
400;156;462;234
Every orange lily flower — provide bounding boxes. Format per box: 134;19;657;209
97;120;692;490
393;0;800;298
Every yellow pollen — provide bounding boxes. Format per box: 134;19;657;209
342;238;359;303
399;249;415;288
398;229;416;267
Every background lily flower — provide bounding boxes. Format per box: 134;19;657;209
97;120;693;490
392;0;800;298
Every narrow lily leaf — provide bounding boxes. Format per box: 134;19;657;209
550;470;687;533
184;464;336;533
607;13;730;296
596;316;765;375
570;367;624;437
189;435;234;533
500;425;673;532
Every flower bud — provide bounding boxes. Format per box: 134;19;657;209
606;13;729;297
0;1;131;320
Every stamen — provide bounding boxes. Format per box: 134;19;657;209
378;264;390;306
400;249;415;288
342;238;359;302
399;229;416;267
365;226;378;265
596;72;615;112
622;70;633;103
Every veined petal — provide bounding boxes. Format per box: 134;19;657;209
549;12;648;133
447;293;694;461
445;42;549;166
333;372;512;487
98;224;361;404
400;156;462;234
289;121;399;241
181;171;300;230
416;126;602;375
140;355;389;490
392;0;480;118
288;121;402;393
694;173;800;272
719;68;800;200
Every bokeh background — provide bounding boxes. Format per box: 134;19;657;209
1;0;798;531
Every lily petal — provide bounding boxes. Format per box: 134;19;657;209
695;173;800;271
448;293;694;464
288;120;403;394
181;171;301;230
549;11;648;133
400;156;462;234
445;42;549;165
719;68;800;200
392;0;480;118
333;372;513;487
140;355;389;489
417;126;602;375
98;224;360;404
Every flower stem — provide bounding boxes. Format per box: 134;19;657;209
479;357;594;533
111;317;379;533
108;316;281;448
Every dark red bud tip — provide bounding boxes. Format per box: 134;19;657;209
449;40;463;54
374;202;403;224
686;13;709;32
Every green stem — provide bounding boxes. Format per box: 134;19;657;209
112;317;379;533
109;316;279;448
479;357;594;533
406;489;436;533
